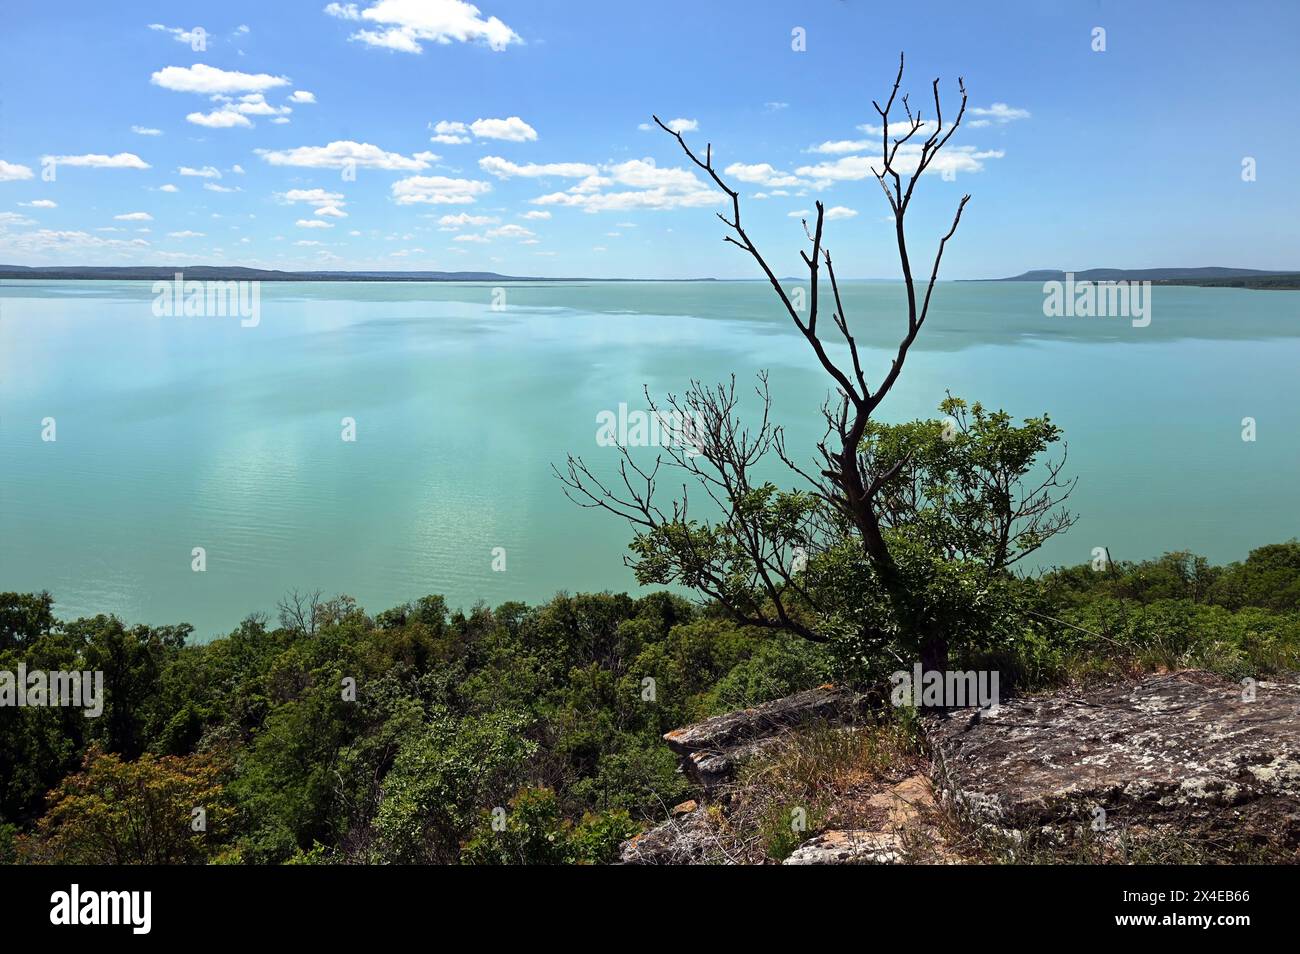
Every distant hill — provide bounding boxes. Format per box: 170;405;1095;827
0;265;728;283
984;267;1300;290
0;265;618;282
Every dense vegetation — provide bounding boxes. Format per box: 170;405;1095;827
2;541;1298;864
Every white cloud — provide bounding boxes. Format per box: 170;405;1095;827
296;219;334;228
204;182;241;192
230;164;245;174
20;199;57;208
470;116;536;141
186;92;292;128
607;158;702;191
179;165;222;178
805;140;875;155
43;153;151;169
391;174;492;205
796;145;1004;182
230;93;292;117
520;210;550;220
651;117;697;133
278;188;344;204
187;108;254;128
429;120;470;144
326;0;521;54
450;223;535;243
479;156;594;179
0;212;36;227
148;24;210;46
824;206;857;220
855;120;938;138
131;126;163;136
0;228;150;253
150;63;290;94
722;162;805;188
487;224;533;239
431;116;537;143
787;209;809;217
794;156;882;182
256;140;432;170
437;212;498;229
114;212;153;221
970;103;1030;124
314;205;348;218
531;157;717;213
568;175;611;193
0;160;34;181
158;184;179;192
289;90;317;104
167;230;205;238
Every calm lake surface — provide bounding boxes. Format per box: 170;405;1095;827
2;279;1298;638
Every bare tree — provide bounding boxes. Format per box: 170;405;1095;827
558;54;1068;672
278;589;324;636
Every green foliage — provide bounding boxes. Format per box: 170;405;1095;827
0;591;55;651
601;396;1075;684
4;531;1299;864
460;787;638;865
373;709;535;863
866;396;1071;568
19;745;231;864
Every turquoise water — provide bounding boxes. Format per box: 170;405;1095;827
2;279;1298;638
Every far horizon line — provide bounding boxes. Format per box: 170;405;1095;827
3;264;1299;285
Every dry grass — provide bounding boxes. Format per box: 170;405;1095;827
704;706;1298;865
714;717;926;863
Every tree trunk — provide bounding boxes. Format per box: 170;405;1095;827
920;629;949;678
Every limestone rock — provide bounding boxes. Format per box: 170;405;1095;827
927;670;1300;846
619;806;725;865
662;686;865;790
783;829;903;865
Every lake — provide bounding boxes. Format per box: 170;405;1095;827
2;279;1297;638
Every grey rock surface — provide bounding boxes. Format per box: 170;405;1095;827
926;670;1300;845
619;806;726;865
662;686;865;790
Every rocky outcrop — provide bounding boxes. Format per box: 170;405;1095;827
618;804;726;865
783;829;904;865
783;774;941;865
621;669;1300;863
662;686;867;790
927;670;1300;847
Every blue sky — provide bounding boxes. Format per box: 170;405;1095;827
1;0;1296;278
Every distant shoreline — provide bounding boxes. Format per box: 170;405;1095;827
0;265;706;283
4;265;1299;290
976;267;1300;291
